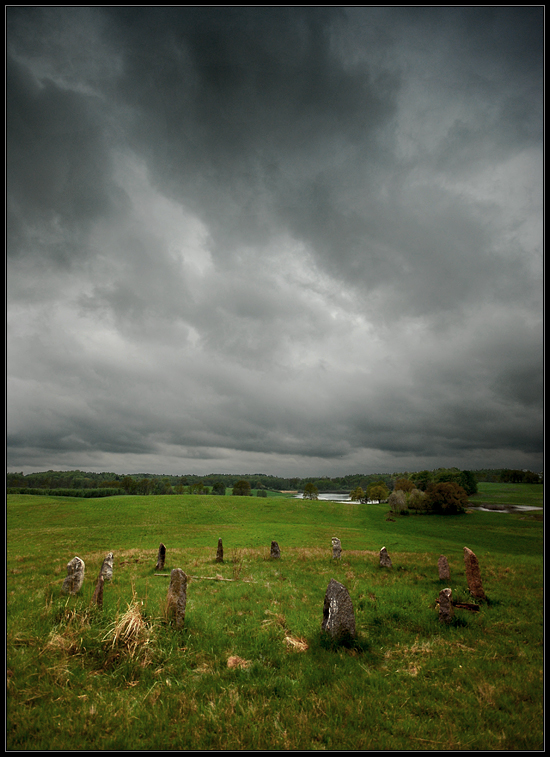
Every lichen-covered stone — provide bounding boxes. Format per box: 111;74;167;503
438;587;454;624
331;537;342;559
321;578;356;641
166;568;188;628
438;555;450;580
463;547;486;600
216;538;224;563
379;546;392;568
100;552;114;582
61;556;85;594
270;541;281;559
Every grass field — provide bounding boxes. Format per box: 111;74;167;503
6;485;544;750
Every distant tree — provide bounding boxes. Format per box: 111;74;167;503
424;482;468;514
457;470;478;495
409;470;433;491
350;486;365;502
303;482;319;500
388;489;407;514
408;488;429;512
257;489;267;497
366;481;390;503
233;480;251;496
212;481;226;496
122;476;138;494
394;478;415;493
137;478;154;495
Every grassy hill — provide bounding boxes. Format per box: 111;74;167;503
7;491;543;750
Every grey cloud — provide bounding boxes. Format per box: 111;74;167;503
6;7;543;476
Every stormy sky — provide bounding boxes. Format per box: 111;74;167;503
6;7;544;477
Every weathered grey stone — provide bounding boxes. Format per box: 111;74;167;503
463;547;486;600
100;552;114;582
156;543;166;571
216;538;224;563
270;541;281;559
379;546;392;568
331;537;342;559
61;556;85;595
166;568;188;628
321;578;356;641
438;587;454;624
91;574;104;608
438;554;450;580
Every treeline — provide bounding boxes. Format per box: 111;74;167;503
6;466;542;496
6;488;123;498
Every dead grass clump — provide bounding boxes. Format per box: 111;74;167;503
103;593;154;665
227;655;251;669
284;634;309;652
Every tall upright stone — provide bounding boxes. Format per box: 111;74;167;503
438;588;454;624
379;546;392;568
463;547;486;600
156;543;166;571
270;541;281;559
61;556;85;595
438;555;450;580
100;552;114;582
166;568;188;629
91;574;104;608
216;538;224;563
321;578;356;641
331;537;342;559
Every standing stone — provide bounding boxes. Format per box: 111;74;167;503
438;588;454;624
438;555;450;580
463;547;486;600
379;546;392;568
166;568;188;628
61;556;85;595
321;578;356;641
216;538;224;563
91;574;104;608
331;537;342;559
270;541;281;559
155;543;166;571
100;552;114;582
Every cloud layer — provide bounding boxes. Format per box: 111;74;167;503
7;7;543;475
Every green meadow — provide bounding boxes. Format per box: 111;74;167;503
6;485;544;751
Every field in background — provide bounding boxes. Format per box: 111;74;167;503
7;491;543;750
470;482;543;508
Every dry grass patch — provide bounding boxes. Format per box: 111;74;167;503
102;593;155;665
284;634;308;652
227;655;251;669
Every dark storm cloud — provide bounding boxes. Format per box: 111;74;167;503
6;7;543;475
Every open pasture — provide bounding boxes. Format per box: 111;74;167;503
6;492;544;751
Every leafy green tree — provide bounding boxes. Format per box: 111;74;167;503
457;470;478;495
424;482;468;514
408;488;428;512
303;482;319;500
122;476;138;494
233;480;251;496
212;481;226;496
350;486;365;502
388;489;407;514
366;481;389;503
394;478;414;493
409;470;432;491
